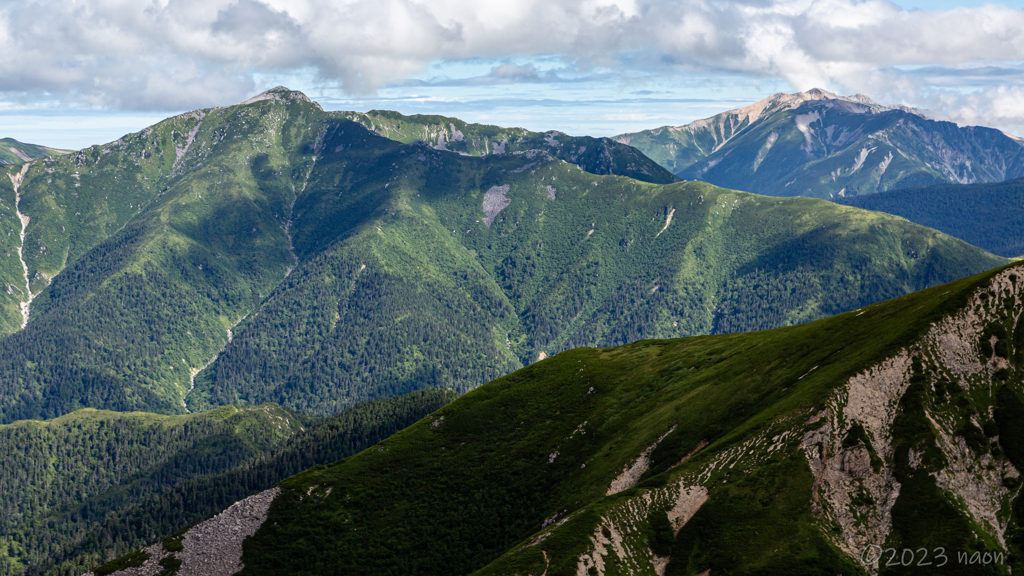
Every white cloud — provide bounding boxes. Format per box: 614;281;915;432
1;0;1024;133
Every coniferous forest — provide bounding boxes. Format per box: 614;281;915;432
0;389;452;575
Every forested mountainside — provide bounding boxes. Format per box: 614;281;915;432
96;260;1024;576
0;139;68;166
0;87;1008;423
337;109;680;184
617;89;1024;199
839;177;1024;258
0;389;453;576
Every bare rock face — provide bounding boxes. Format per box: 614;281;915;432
482;184;511;227
803;267;1024;569
575;477;709;576
85;487;280;576
801;353;910;562
606;425;677;495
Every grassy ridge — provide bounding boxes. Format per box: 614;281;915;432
0;139;68;166
235;261;1022;576
338;110;680;185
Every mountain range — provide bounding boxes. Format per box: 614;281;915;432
0;88;1006;425
617;89;1024;199
0;87;1021;576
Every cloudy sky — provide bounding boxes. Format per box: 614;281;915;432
2;0;1023;149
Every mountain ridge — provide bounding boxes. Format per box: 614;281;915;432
0;138;69;166
0;87;1008;425
617;89;1024;199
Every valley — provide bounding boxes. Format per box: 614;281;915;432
839;177;1024;258
0;389;452;575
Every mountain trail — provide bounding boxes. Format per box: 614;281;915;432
8;163;34;329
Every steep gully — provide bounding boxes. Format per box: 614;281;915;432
183;140;322;412
7;164;33;329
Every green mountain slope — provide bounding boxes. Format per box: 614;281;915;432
188;135;1007;415
838;177;1024;258
0;91;320;421
617;89;1024;199
338;110;680;184
0;87;1009;423
0;389;453;576
0;139;68;166
98;259;1024;575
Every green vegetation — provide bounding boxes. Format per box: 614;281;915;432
0;139;68;166
90;550;149;576
617;91;1024;199
221;260;1023;576
338;110;680;185
192;141;1006;415
839;178;1024;257
0;87;1009;424
0;389;453;576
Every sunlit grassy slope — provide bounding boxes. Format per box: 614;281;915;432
0;138;68;166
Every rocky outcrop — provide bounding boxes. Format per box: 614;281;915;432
803;267;1023;568
576;478;708;576
606;425;677;495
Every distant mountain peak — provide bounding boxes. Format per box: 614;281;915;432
240;86;321;110
691;89;922;132
798;87;840;100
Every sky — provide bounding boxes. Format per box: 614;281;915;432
2;0;1024;150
